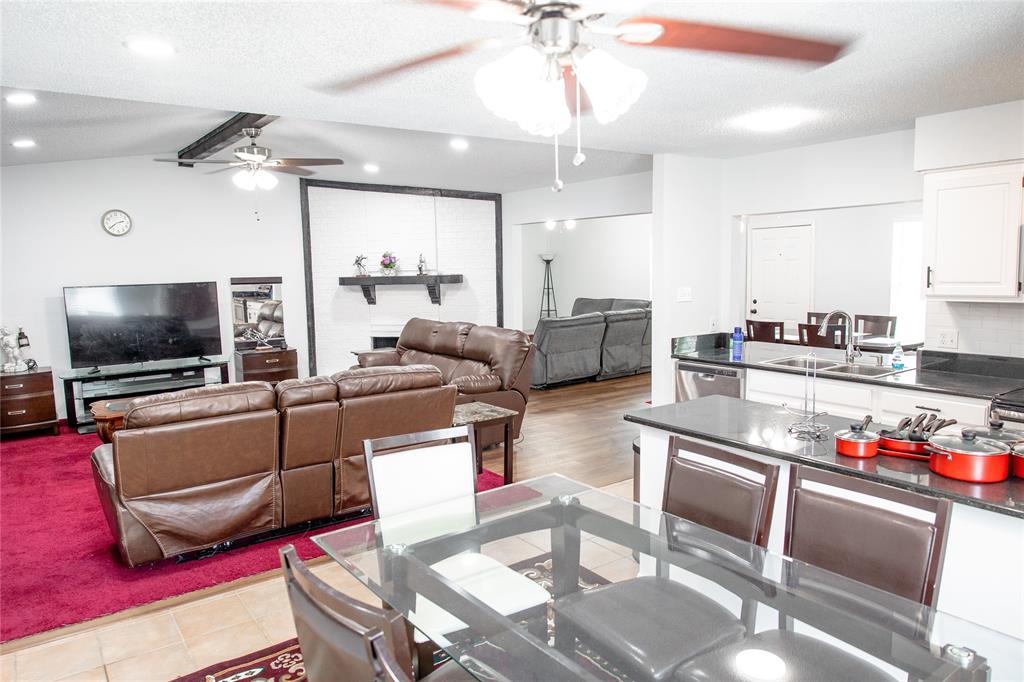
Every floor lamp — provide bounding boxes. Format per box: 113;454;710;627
539;253;557;319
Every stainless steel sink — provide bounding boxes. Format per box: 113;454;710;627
821;364;899;378
762;356;842;371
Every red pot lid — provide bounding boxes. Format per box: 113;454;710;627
929;429;1010;457
835;424;879;443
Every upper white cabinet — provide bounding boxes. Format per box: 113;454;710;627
923;163;1023;300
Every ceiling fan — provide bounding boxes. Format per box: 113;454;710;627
317;0;848;190
154;127;344;190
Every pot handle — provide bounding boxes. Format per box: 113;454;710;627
924;445;951;460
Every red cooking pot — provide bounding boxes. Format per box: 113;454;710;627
1012;443;1024;479
878;433;930;459
835;424;879;458
926;430;1010;483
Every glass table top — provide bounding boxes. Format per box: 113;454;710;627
314;474;1023;681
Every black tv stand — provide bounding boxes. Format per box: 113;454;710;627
60;358;229;431
198;356;212;363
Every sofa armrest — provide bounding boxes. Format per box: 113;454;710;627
356;349;402;368
451;374;502;395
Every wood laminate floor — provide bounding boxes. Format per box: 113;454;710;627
483;373;651;487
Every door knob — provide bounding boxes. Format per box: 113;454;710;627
750;308;757;314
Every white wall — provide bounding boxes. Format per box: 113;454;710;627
502;171;653;330
925;301;1024;358
519;214;651;331
914;99;1024;171
306;186;498;374
1;155;309;417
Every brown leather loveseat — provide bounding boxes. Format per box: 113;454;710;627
354;318;535;445
91;365;455;567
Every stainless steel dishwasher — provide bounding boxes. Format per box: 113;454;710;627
675;361;745;402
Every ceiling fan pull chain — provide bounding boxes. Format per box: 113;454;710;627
573;63;586;167
552;132;563;193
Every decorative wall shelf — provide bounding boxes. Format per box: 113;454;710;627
338;274;464;305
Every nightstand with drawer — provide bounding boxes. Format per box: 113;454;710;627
1;367;59;437
234;348;299;385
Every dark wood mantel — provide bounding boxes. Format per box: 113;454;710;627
338;274;464;305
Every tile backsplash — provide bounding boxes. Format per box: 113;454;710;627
925;301;1024;358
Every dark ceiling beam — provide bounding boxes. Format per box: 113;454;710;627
176;112;279;167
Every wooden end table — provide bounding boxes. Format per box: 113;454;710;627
452;402;518;485
89;399;131;444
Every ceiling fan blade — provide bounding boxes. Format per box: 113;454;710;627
204;165;241;175
617;16;847;64
270;158;345;166
265;165;315;177
153;158;236;164
415;0;533;23
314;37;506;94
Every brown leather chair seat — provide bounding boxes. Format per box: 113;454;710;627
555;576;746;681
355;318;535;447
672;630;893;682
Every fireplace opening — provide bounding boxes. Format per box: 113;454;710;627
371;336;400;350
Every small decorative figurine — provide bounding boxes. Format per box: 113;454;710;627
353;255;368;277
417;253;427;275
0;326;28;373
380;251;398;276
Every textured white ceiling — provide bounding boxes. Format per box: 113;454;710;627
2;1;1023;157
0;89;652;192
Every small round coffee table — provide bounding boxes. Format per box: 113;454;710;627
89;399;131;444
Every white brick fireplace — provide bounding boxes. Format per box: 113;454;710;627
304;183;500;374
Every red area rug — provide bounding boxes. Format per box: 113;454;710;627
0;424;506;642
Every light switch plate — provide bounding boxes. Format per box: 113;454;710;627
709;318;718;331
676;287;693;302
937;328;959;349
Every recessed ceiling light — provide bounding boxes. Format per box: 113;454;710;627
564;219;577;230
5;93;37;105
363;163;380;174
124;36;176;58
544;219;557;230
11;139;36;148
449;137;469;152
730;107;819;133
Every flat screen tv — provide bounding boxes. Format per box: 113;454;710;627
63;282;222;368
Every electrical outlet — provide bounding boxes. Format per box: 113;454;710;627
937;329;959;349
709;318;718;331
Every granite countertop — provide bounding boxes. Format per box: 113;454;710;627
672;338;1024;401
625;395;1024;518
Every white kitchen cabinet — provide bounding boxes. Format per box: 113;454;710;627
746;369;989;427
875;387;989;429
923;163;1023;300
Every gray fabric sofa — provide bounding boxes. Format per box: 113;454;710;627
532;297;652;387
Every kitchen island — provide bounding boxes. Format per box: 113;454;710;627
625;395;1024;640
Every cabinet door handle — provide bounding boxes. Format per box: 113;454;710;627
915;405;942;413
926;266;933;288
7;410;26;416
6;383;23;389
265;359;280;364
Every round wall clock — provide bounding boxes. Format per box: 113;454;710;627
101;209;132;237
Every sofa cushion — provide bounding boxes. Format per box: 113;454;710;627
332;364;443;399
610;298;651;310
124;382;276;429
451;374;502;395
571;298;614;316
462;326;532;390
276;376;337;408
397;318;472;357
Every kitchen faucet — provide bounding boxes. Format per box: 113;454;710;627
818;310;862;364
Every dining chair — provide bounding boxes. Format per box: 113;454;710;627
854;314;897;338
280;545;470;681
805;311;831;325
675;466;951;682
745;319;784;343
363;426;549;657
553;439;781;682
797;322;847;349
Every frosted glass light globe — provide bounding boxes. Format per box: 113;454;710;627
232;169;257;191
475;45;570;138
254;169;279;190
575;48;647;125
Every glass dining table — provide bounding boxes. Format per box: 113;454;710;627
314;474;1023;681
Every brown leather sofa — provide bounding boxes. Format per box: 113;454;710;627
354;318;535;446
92;366;455;567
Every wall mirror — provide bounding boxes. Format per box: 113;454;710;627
229;277;286;350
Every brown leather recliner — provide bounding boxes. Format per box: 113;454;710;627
330;365;457;515
355;319;534;446
91;382;280;567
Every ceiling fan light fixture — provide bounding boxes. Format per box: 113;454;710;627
253;169;278;190
232;169;257;191
474;45;570;138
574;48;648;125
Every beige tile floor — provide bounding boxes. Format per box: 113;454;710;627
0;479;637;682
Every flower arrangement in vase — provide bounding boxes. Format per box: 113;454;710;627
380;251;399;276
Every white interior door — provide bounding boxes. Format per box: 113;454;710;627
748;224;813;333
